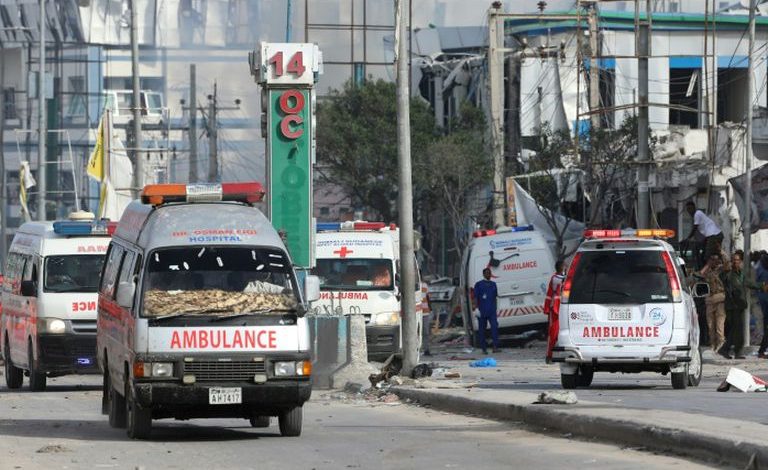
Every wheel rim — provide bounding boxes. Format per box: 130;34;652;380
690;348;702;380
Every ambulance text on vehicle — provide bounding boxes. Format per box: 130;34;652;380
97;183;319;439
2;213;114;391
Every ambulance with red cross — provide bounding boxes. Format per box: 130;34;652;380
459;226;555;345
311;221;423;361
2;213;114;391
97;182;319;439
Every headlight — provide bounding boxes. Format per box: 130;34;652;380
38;318;66;334
371;312;400;326
133;361;174;378
274;361;311;377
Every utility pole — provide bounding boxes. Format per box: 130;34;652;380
637;22;650;229
507;55;520;168
36;0;46;221
396;0;418;376
744;0;757;347
487;3;505;227
130;0;143;196
207;83;218;182
188;64;198;183
0;45;6;259
286;0;293;42
588;3;600;131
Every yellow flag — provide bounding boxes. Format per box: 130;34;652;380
87;118;104;181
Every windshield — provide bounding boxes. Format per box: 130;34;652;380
44;255;106;293
569;250;672;304
142;247;298;317
312;258;393;291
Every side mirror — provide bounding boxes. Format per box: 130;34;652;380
116;281;135;309
304;275;320;303
20;280;37;297
693;282;710;298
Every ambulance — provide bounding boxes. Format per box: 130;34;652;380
1;213;114;391
310;221;422;361
97;182;319;439
459;226;555;346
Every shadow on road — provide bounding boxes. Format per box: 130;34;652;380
0;385;101;395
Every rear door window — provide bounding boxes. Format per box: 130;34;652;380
570;250;671;304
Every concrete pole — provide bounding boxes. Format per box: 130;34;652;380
637;22;650;229
0;47;6;259
487;4;505;227
396;0;418;376
434;73;444;129
507;55;520;166
188;64;198;183
588;5;600;131
130;0;143;195
743;0;756;347
36;0;46;221
208;83;218;182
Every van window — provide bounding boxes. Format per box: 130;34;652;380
44;255;105;293
313;259;393;290
569;251;671;304
100;245;125;299
141;247;298;317
22;256;37;283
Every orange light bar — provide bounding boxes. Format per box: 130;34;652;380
636;229;675;239
141;182;265;206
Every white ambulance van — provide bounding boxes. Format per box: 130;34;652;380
97;182;319;439
2;213;114;391
310;221;422;361
459;226;555;346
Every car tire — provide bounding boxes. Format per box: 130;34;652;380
27;341;46;392
561;373;578;389
687;347;702;387
126;384;152;439
101;369;110;415
108;385;127;428
576;366;594;387
250;416;270;428
278;406;303;437
671;366;688;390
4;339;23;389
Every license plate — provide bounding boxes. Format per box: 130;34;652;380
208;387;242;405
608;307;631;321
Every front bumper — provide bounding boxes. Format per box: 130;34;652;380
133;380;312;419
366;324;400;361
38;333;98;375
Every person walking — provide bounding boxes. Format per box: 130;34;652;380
684;202;724;262
472;267;500;354
756;254;768;359
544;259;565;363
698;253;726;353
719;252;765;359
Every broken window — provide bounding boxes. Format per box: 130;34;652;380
717;66;749;124
669;68;700;128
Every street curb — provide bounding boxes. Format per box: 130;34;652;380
392;387;767;468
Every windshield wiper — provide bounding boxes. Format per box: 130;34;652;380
210;308;296;322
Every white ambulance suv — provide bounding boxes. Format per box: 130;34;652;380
2;213;113;391
97;182;318;439
552;229;705;390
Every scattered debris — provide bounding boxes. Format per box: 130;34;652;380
343;382;367;394
36;445;70;454
719;367;768;393
469;358;497;368
444;371;461;379
415;380;478;389
534;391;578;405
411;363;433;379
380;393;400;404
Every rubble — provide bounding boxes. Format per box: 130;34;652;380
534;391;578;405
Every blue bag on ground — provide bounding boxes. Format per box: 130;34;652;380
469;358;497;368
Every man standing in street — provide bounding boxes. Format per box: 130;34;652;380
685;201;724;261
721;251;767;359
472;267;500;354
544;260;565;363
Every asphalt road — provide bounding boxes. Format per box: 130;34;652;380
0;375;715;470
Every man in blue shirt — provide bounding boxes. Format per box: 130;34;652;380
473;268;500;354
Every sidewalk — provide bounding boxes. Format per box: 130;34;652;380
390;332;768;468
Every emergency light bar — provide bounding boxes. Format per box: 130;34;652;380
316;221;393;232
53;220;117;236
141;182;265;206
472;225;533;238
584;229;675;239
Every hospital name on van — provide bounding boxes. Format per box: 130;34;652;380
77;245;108;253
319;292;369;300
582;326;660;338
169;329;277;350
502;260;538;271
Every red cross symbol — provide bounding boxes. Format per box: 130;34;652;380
333;246;354;258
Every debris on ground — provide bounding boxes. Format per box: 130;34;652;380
469;358;497;368
343;382;368;394
36;445;71;453
717;367;768;392
414;380;478;389
534;391;578;405
411;363;433;379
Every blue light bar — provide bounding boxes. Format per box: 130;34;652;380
317;222;342;232
511;225;534;232
53;221;94;235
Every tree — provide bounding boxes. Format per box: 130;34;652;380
315;79;435;222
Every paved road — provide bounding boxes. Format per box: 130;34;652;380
0;375;715;469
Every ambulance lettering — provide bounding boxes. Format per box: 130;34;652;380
72;301;97;312
582;326;659;338
169;329;277;349
502;260;538;271
77;245;108;253
319;292;369;300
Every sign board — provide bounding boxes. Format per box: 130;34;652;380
252;42;321;269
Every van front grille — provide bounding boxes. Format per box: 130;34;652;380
71;320;97;334
183;360;267;382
